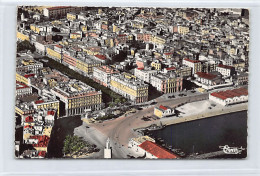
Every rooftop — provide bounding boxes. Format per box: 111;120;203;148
210;87;248;100
159;105;169;110
16;81;30;90
217;64;234;69
94;54;106;60
30;135;50;148
184;58;200;63
94;65;119;74
52;80;101;98
139;141;179;159
196;72;218;80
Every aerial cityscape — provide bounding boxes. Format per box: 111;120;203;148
15;6;249;159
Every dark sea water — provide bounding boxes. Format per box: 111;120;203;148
147;110;248;158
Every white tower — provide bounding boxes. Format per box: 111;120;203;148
146;43;150;50
104;138;112;159
21;13;25;21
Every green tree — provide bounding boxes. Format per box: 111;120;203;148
114;98;121;104
17;40;36;53
109;102;114;108
62;135;88;156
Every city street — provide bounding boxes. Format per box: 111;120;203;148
75;92;209;158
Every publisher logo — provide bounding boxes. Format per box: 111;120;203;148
219;145;245;154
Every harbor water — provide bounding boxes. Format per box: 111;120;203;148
146;110;248;158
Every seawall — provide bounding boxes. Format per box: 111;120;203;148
134;103;248;130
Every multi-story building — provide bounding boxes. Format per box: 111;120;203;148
234;72;248;86
151;60;162;71
67;12;77;21
173;66;192;77
93;55;108;64
50;80;102;116
22;109;55;140
153;35;166;45
134;68;158;83
16;57;43;74
35;41;49;55
17;31;30;41
16;71;35;85
182;58;202;74
110;73;149;103
216;64;235;77
150;73;183;94
70;32;82;39
46;45;62;62
16;81;32;96
93;66;119;87
76;57;101;75
43;6;85;18
15;102;35;117
32;98;60;117
62;53;77;68
177;26;190;35
194;72;223;86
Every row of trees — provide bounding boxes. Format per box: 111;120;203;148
62;135;88;156
37;56;127;106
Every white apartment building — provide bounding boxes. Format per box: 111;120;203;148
93;66;119;87
216;64;235;77
134;68;158;83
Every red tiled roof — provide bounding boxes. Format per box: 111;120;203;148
24;74;35;78
138;68;144;70
24;125;33;129
184;58;200;63
210;87;248;100
35;100;44;104
217;64;233;70
16;81;29;89
164;53;173;55
94;55;106;60
166;66;176;71
47;110;55;115
196;72;217;80
38;151;46;157
159;105;168;110
139;141;179;159
30;135;50;148
55;44;63;48
25;116;34;122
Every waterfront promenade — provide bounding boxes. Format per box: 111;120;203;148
78;98;247;158
134;101;248;129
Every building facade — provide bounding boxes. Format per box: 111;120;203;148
209;87;248;106
216;64;235;77
16;81;32;96
182;58;202;74
150;73;183;94
154;105;174;118
110;73;149;103
50;80;102;116
134;68;158;83
93;66;119;87
43;6;85;18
